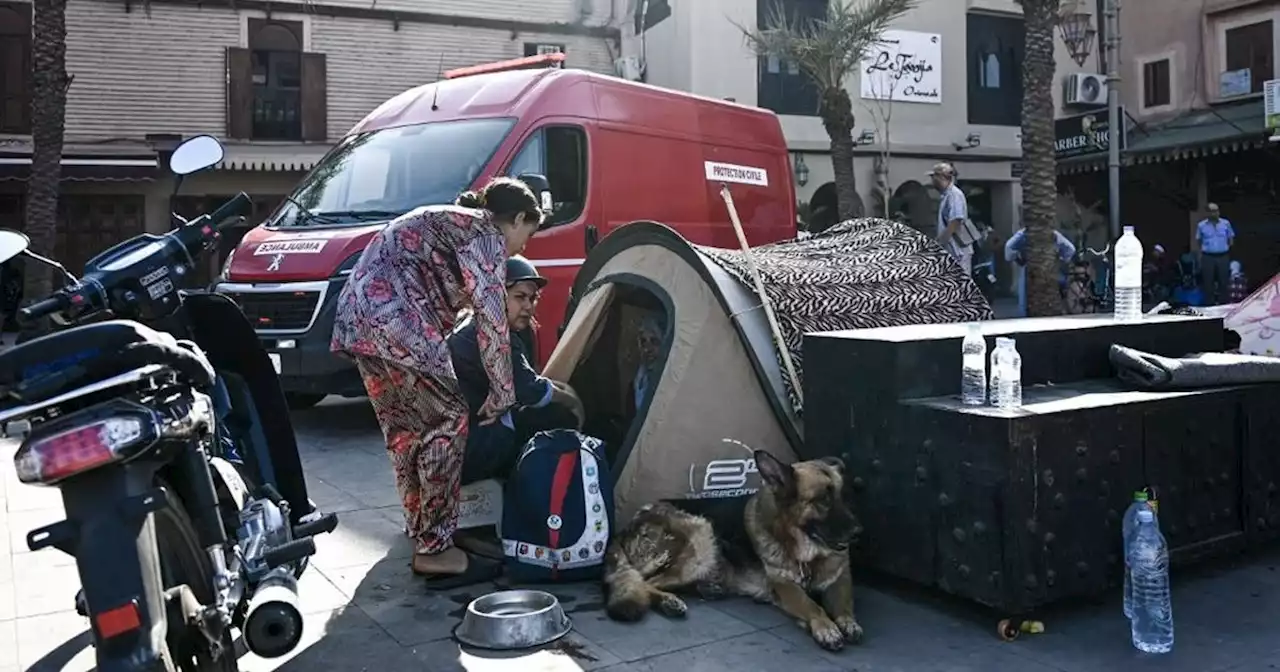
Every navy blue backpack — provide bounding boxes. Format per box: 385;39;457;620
501;430;614;583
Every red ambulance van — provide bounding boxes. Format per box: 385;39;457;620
214;54;797;408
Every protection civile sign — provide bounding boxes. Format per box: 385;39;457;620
704;161;769;187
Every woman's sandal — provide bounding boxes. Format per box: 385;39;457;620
412;550;502;590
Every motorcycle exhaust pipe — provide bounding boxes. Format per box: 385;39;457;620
242;570;304;658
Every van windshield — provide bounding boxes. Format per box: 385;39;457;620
268;117;516;227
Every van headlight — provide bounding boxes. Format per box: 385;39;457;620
216;248;237;283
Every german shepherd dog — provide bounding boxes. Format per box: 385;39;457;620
602;450;861;651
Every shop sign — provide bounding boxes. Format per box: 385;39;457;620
860;30;942;104
1054;108;1127;159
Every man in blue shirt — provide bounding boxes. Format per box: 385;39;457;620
930;162;973;274
449;256;584;485
1196;202;1235;304
1004;225;1077;317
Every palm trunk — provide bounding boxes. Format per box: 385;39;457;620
23;0;69;334
1020;0;1062;317
820;86;864;221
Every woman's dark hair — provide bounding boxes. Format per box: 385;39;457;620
455;177;544;226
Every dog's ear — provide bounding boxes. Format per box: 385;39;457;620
754;450;794;494
819;456;846;473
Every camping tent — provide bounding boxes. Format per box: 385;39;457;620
545;218;992;521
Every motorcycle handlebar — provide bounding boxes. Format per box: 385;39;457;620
210;191;252;230
17;293;69;324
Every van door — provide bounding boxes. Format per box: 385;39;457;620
501;120;597;364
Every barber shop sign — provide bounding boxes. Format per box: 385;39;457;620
1055;108;1128;159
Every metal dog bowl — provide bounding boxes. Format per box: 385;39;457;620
453;589;572;651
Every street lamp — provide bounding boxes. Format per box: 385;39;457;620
793;153;809;187
1058;12;1097;68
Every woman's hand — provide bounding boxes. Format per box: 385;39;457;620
550;381;585;430
477;396;509;426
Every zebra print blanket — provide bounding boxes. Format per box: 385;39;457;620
697;218;994;410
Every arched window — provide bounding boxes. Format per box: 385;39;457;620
979;52;1001;89
249;19;303;139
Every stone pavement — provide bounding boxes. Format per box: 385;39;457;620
2;397;1280;671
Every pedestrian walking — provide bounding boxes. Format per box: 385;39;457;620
929;162;980;274
1196;203;1235;304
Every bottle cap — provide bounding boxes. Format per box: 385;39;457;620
1137;509;1154;522
1123;226;1135;234
1133;491;1148;501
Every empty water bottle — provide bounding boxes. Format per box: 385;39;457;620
1129;509;1174;653
1122;491;1154;619
1115;226;1144;322
994;338;1022;409
961;324;987;405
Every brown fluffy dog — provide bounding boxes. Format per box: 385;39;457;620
602;450;861;651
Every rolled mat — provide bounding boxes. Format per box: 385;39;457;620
1109;344;1280;390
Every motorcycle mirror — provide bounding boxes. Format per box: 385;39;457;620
0;229;29;264
169;134;225;176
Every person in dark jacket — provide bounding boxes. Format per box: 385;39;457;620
449;256;584;486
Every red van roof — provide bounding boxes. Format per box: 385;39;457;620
346;67;789;152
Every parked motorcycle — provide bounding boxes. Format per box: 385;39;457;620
0;135;337;671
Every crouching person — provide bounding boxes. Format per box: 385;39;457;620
449;256;584;488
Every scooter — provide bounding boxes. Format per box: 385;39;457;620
0;134;337;671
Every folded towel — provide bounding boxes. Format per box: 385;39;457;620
1109;344;1280;390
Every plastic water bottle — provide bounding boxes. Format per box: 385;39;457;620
1122;491;1154;619
989;342;1005;407
961;323;987;405
1115;226;1144;322
1129;509;1174;653
994;338;1022;409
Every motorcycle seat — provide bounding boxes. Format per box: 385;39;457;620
0;320;214;402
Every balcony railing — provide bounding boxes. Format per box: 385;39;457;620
252;86;301;141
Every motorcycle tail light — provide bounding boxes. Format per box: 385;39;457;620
14;416;153;485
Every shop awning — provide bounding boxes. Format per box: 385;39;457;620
0;155;159;182
215;144;333;172
1057;99;1268;174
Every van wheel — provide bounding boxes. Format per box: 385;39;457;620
154;490;239;671
284;393;326;410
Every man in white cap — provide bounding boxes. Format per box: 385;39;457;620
928;162;975;273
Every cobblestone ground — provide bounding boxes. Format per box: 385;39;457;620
2;397;1279;671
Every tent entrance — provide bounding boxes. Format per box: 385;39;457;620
557;281;671;467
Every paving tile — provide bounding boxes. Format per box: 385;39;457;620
10;553;80;618
411;631;622;671
14;610;94;671
0;578;14;622
5;507;63;556
570;596;757;662
309;508;414;572
0;618;16;671
295;565;352;615
3;483;61;513
238;605;421;672
625;631;843;672
303;477;368;514
324;558;500;647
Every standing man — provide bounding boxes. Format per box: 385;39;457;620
929;162;975;273
1196;203;1235;304
1005;225;1077;317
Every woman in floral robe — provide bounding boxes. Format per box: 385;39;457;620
331;178;542;586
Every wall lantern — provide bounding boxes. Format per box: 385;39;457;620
1058;12;1097;68
793;153;809;187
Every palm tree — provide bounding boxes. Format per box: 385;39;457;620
23;0;69;328
1018;0;1063;316
741;0;916;221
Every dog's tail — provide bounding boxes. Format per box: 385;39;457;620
603;543;652;622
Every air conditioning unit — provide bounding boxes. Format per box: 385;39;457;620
1063;72;1108;106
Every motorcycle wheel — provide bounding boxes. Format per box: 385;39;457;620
154;490;240;672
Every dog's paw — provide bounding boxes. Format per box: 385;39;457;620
695;581;727;600
807;616;845;651
654;592;689;619
835;615;863;644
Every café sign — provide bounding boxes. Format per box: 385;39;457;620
859;30;942;104
1054;108;1127;159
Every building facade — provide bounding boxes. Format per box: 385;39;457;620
1054;0;1280;287
622;0;1032;242
0;0;620;281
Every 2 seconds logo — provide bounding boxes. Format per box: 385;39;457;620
688;458;759;499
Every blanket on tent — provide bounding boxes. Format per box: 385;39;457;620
697;218;993;410
1109;344;1280;390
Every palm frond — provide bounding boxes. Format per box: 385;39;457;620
738;0;918;91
